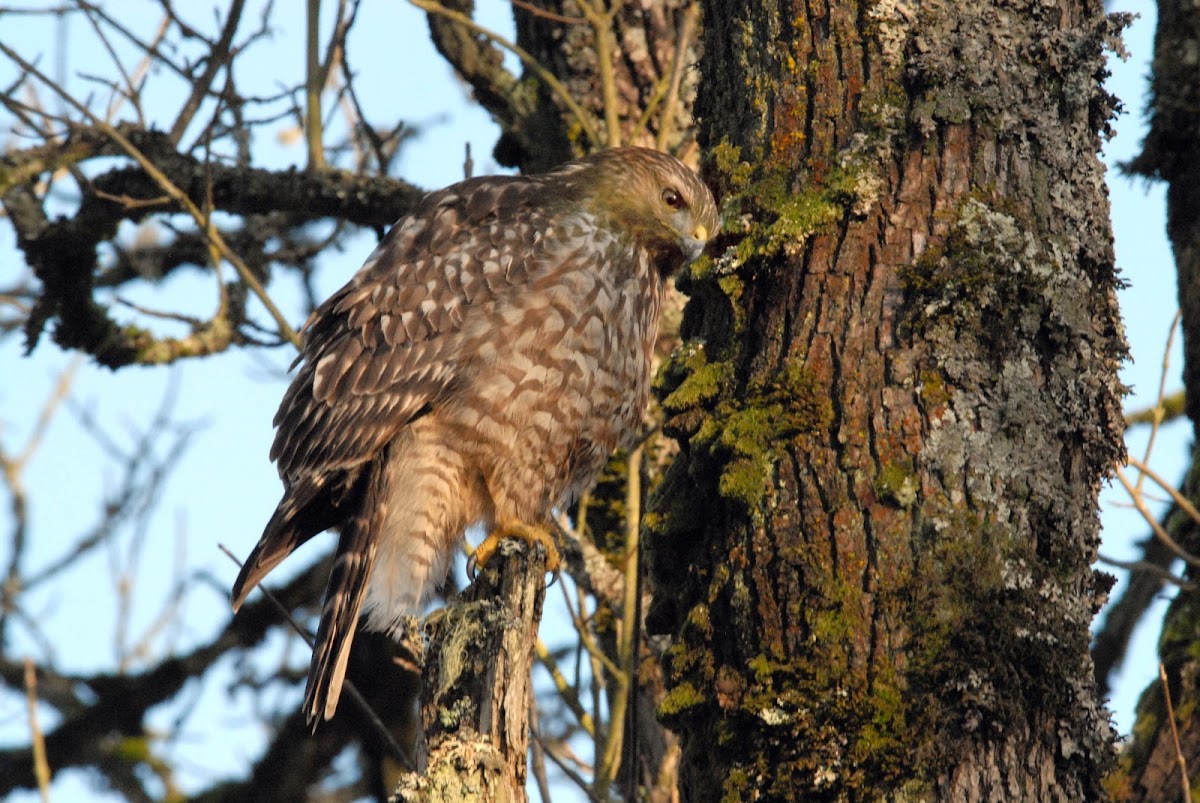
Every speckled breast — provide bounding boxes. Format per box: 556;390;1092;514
445;234;663;522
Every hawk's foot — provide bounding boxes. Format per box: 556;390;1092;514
469;521;561;576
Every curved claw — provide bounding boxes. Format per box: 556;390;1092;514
465;535;499;580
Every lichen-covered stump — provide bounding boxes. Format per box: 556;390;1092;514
393;540;547;803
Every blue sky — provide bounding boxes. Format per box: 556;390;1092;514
0;1;1182;799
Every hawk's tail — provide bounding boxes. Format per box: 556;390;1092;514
303;457;387;729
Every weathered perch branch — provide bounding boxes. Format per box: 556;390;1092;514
394;539;549;802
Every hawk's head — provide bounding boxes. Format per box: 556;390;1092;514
562;147;719;275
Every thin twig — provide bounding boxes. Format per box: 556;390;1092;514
578;0;620;148
1127;455;1200;553
511;0;585;25
74;0;139;123
24;658;52;803
625;448;647;801
1159;662;1192;803
529;696;554;803
562;579;621;679
1114;466;1200;569
539;735;605;803
113;296;204;326
73;0;189;83
536;638;596;736
655;4;698;152
90;186;171;208
116;14;170;125
1136;309;1182;495
13;358;80;470
552;580;598;777
597;444;642;794
0;360;80;644
318;0;353;102
628;73;671;145
169;0;244;144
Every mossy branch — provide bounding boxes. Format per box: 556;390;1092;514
399;538;549;801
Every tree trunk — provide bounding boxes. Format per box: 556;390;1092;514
1111;0;1200;797
650;1;1125;800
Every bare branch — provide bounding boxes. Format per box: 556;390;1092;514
169;0;245;144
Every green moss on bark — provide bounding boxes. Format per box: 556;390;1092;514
659;352;831;518
875;458;919;509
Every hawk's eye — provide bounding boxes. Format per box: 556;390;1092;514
661;187;686;210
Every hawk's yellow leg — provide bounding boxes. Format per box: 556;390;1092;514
472;520;561;573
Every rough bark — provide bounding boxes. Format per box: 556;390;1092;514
1109;0;1200;796
650;1;1125;800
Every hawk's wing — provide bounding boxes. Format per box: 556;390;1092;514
277;175;565;478
231;173;565;610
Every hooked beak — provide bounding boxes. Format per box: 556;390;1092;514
681;224;709;263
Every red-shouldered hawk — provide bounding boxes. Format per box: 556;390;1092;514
231;147;717;727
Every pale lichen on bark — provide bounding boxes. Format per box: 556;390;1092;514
896;2;1128;797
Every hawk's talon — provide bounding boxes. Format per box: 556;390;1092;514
470;521;561;577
